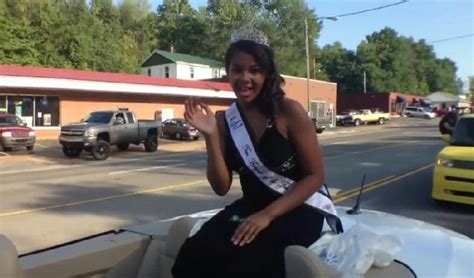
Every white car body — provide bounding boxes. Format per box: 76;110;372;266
2;206;470;278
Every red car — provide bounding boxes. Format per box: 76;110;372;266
0;114;36;151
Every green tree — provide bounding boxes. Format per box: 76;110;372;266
319;42;362;93
0;0;39;65
469;76;474;94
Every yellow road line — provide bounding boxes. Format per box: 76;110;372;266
334;163;434;203
0;163;435;217
333;175;396;199
0;179;208;218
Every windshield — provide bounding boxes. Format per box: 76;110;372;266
451;118;474;146
82;112;113;124
0;116;22;126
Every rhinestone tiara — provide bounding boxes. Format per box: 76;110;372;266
230;28;269;47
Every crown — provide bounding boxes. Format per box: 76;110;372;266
230;28;269;47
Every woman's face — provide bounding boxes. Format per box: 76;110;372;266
228;51;266;106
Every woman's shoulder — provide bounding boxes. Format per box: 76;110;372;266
278;97;308;119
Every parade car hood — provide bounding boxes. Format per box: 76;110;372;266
330;207;472;278
147;207;472;278
11;207;472;278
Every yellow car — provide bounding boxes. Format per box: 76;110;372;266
432;114;474;205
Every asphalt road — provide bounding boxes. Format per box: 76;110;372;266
0;117;472;254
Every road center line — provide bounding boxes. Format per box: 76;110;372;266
0;179;208;218
108;163;186;175
333;163;435;203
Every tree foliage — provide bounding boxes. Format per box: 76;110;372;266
0;1;461;95
320;27;461;95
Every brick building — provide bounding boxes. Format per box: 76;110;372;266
0;65;337;139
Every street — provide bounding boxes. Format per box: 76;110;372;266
0;117;472;254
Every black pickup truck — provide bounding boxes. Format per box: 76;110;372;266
59;109;161;160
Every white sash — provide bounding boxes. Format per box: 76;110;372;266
225;102;343;234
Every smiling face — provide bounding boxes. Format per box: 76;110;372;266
227;51;266;106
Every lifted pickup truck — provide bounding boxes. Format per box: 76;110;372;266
343;109;391;126
59;110;161;160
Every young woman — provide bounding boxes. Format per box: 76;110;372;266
172;33;333;278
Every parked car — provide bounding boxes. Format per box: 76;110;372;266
343;109;391;126
0;114;35;152
59;109;161;160
161;118;200;140
432;113;474;205
336;110;360;126
403;106;436;119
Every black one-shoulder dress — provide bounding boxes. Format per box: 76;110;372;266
172;110;324;278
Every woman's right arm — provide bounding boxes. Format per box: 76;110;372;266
205;112;233;196
183;98;232;196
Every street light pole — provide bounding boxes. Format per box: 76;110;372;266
305;18;311;115
306;16;338;117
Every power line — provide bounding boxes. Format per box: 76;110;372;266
427;33;474;44
321;0;408;19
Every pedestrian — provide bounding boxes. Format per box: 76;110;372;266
171;28;341;278
439;110;458;135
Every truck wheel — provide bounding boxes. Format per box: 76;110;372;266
354;119;361;126
117;143;129;151
145;135;158;152
92;140;110;160
378;118;385;125
62;146;82;158
26;146;34;151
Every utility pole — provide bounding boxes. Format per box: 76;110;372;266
305;18;311;116
363;71;367;93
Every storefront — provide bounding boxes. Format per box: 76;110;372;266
0;95;60;127
1;64;338;139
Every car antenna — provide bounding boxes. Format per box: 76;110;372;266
346;173;366;215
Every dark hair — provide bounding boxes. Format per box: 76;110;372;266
224;40;285;116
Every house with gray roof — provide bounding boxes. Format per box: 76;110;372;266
140;50;226;80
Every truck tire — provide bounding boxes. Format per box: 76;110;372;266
378;118;385;125
117;143;129;151
354;119;361;126
26;146;34;151
63;146;82;158
91;140;110;160
145;135;158;152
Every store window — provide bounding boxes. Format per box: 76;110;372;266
7;96;34;126
310;101;326;119
0;95;6;113
34;96;60;126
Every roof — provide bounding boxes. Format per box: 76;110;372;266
427;92;461;102
141;50;224;68
0;64;232;92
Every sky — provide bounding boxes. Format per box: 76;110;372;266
144;0;473;88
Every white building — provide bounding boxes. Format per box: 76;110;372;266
140;50;226;80
427;91;471;108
